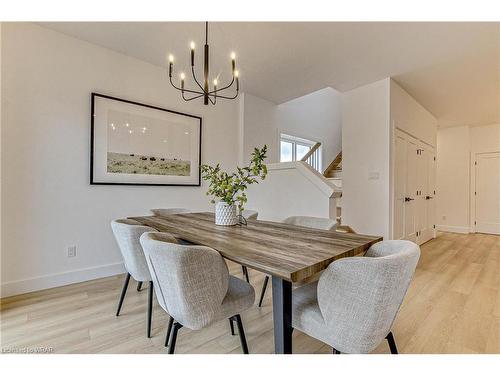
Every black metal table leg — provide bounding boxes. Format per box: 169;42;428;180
271;276;292;354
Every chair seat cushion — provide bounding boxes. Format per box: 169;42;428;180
216;276;255;321
292;281;334;347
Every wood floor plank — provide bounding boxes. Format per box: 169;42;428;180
1;231;500;354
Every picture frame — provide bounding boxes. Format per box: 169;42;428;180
90;93;202;186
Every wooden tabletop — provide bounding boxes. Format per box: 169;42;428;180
129;212;382;282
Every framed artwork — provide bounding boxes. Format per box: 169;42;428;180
90;93;202;186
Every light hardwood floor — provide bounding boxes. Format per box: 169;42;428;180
1;232;500;354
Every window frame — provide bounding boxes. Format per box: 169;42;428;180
279;133;322;172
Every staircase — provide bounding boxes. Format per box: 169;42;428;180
323;152;343;223
323;151;342;178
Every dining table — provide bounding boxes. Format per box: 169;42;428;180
129;212;382;354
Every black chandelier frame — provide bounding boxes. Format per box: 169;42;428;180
168;22;239;105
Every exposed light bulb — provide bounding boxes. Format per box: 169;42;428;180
190;41;195;50
125;123;129;127
180;72;185;80
213;79;218;86
231;52;236;60
129;130;133;134
234;70;239;78
169;54;174;63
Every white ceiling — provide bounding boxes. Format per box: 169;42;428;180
40;22;500;128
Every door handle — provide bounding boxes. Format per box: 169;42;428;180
425;196;433;200
405;197;415;202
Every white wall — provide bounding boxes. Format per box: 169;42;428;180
470;123;500;152
390;80;437;147
246;162;337;222
0;23;3;290
436;126;471;232
240;93;278;164
276;87;342;168
436;123;500;233
1;23;240;297
240;88;342;168
342;78;391;238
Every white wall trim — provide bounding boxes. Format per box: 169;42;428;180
436;225;470;234
267;161;339;197
1;262;125;298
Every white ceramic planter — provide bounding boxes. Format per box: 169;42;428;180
215;202;238;226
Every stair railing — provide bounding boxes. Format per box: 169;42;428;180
300;142;321;171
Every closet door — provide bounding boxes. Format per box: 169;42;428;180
404;136;418;242
419;145;436;244
393;132;407;240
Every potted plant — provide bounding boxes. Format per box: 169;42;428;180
201;145;268;226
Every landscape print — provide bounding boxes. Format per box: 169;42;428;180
106;109;191;176
107;152;190;176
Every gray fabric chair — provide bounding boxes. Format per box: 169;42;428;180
140;232;255;354
257;215;337;307
111;219;161;338
240;209;258;220
282;215;337;230
292;240;420;354
150;208;191;216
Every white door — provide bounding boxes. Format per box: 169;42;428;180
420;146;436;243
475;152;500;234
393;133;407;240
404;137;418;242
415;145;428;244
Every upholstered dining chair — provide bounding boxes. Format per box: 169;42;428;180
292;240;420;354
257;215;338;307
282;215;337;230
111;219;160;338
240;209;258;220
140;232;255;354
150;208;191;216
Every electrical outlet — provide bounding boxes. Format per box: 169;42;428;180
67;246;77;258
442;215;446;221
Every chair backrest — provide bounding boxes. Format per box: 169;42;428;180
140;232;230;330
282;215;337;230
317;240;420;353
241;210;258;220
110;219;158;282
150;208;191;217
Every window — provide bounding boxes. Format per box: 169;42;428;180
280;134;321;172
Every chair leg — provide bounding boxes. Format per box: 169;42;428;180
258;276;269;307
164;316;174;347
147;281;154;338
137;281;143;291
233;314;249;354
386;331;398;354
168;322;183;354
116;273;131;316
242;266;250;283
229;317;236;335
332;348;341;354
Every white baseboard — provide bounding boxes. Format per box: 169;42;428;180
436;225;470;234
0;262;126;298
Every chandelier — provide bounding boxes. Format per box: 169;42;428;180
168;22;239;105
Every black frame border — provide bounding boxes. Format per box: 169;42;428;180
90;92;202;187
